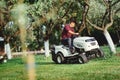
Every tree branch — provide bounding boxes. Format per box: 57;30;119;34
78;0;89;33
101;8;109;28
61;2;74;18
103;0;109;7
105;11;113;29
115;8;120;14
87;18;104;31
111;0;120;7
104;0;114;30
49;1;75;34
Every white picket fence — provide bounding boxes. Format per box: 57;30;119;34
12;50;45;58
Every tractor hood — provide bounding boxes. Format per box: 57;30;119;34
73;36;95;42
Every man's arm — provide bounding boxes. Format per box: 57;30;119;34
65;25;79;35
68;30;79;35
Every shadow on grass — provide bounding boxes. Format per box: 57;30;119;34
36;62;55;65
35;61;90;66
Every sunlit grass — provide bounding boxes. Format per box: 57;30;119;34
0;46;120;80
35;55;120;80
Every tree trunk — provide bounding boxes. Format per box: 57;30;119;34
44;40;50;57
103;30;116;54
5;43;12;59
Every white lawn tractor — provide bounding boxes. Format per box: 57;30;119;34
51;36;104;64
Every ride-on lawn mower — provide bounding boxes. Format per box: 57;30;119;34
51;36;104;64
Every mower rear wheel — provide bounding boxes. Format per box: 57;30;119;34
95;48;104;58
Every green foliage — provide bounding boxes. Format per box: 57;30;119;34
28;26;44;50
88;0;106;19
0;0;6;8
1;0;120;51
25;0;84;49
3;22;18;36
28;0;56;20
112;0;120;17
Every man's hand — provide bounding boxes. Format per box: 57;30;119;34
75;33;79;35
69;30;79;35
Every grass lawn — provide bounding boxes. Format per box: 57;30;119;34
0;46;120;80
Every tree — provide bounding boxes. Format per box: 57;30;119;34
27;0;84;56
0;0;16;59
87;0;120;54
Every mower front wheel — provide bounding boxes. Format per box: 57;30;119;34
78;53;88;64
56;53;65;64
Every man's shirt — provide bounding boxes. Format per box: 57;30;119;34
62;24;74;39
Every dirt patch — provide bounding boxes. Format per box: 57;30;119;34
115;53;120;57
